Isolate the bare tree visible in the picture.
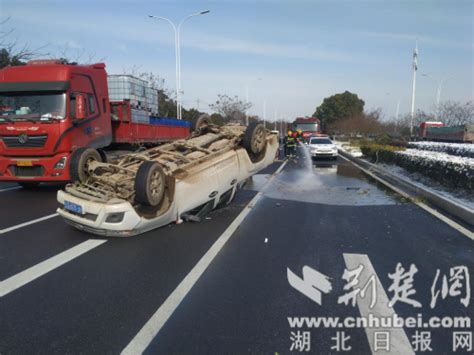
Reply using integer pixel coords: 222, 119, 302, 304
209, 94, 251, 124
437, 101, 474, 126
54, 42, 106, 65
327, 108, 383, 136
0, 17, 48, 68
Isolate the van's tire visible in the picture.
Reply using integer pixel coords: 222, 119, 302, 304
70, 148, 102, 183
190, 114, 210, 133
18, 182, 40, 189
243, 122, 266, 156
97, 149, 107, 163
134, 161, 166, 207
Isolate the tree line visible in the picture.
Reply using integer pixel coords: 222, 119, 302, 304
312, 90, 473, 138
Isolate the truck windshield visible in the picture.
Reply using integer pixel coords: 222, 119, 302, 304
294, 123, 318, 132
0, 92, 66, 121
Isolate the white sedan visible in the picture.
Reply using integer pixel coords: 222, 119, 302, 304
308, 136, 338, 159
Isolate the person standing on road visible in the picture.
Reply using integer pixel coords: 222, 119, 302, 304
285, 131, 296, 157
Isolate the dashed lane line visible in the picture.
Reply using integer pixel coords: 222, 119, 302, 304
0, 213, 59, 235
0, 239, 107, 297
121, 160, 288, 354
0, 186, 22, 193
343, 253, 414, 355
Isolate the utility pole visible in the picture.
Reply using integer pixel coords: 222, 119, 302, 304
410, 43, 418, 136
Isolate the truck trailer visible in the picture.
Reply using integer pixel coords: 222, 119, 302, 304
0, 60, 204, 187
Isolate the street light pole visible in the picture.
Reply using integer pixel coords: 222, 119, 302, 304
422, 74, 452, 120
245, 77, 262, 125
149, 10, 210, 120
395, 99, 401, 120
148, 15, 179, 118
263, 99, 267, 128
410, 43, 418, 136
176, 10, 210, 119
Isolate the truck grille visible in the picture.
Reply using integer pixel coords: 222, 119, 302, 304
1, 134, 48, 148
10, 165, 45, 177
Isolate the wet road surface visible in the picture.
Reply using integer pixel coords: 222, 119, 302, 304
0, 148, 472, 354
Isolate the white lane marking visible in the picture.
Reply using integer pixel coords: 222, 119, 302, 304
343, 253, 414, 355
0, 239, 107, 297
122, 160, 287, 355
340, 155, 473, 240
0, 213, 59, 235
0, 186, 21, 193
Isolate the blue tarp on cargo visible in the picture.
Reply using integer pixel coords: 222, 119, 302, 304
149, 117, 191, 127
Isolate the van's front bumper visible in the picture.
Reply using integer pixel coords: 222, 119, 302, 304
57, 190, 142, 237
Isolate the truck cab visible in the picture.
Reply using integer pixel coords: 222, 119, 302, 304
291, 117, 321, 141
0, 60, 112, 186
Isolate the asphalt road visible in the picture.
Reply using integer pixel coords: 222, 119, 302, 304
0, 148, 472, 354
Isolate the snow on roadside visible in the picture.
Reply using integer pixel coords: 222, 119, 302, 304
334, 141, 363, 157
379, 163, 474, 210
408, 141, 474, 158
396, 148, 474, 168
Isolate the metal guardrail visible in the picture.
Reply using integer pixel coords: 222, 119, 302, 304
339, 149, 474, 229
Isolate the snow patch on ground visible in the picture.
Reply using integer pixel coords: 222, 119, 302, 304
334, 141, 363, 157
379, 163, 474, 210
396, 149, 474, 167
409, 141, 474, 158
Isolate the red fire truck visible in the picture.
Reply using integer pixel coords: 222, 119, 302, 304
0, 60, 203, 187
291, 117, 321, 140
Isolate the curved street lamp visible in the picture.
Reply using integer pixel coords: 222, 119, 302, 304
422, 73, 453, 120
149, 10, 210, 119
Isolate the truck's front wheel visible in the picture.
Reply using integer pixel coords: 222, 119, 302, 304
70, 148, 102, 183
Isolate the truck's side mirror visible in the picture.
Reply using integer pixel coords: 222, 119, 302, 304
76, 95, 86, 120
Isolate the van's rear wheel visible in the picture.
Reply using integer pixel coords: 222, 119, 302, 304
243, 122, 266, 156
70, 148, 102, 183
135, 161, 166, 207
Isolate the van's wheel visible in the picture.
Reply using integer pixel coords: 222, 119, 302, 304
97, 149, 107, 163
70, 148, 102, 183
135, 161, 166, 207
18, 182, 40, 189
243, 122, 266, 156
190, 114, 210, 133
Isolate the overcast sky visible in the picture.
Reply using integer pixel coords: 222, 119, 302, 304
2, 0, 473, 121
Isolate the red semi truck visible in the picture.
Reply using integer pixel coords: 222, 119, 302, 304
0, 60, 201, 187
